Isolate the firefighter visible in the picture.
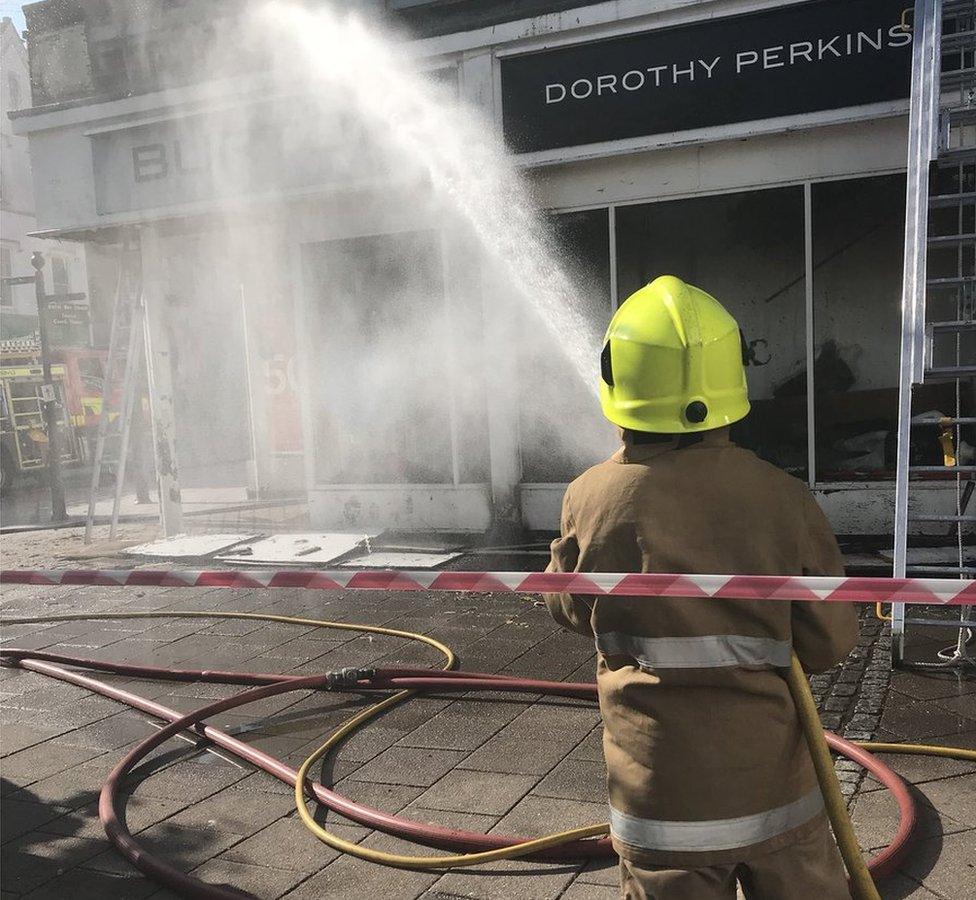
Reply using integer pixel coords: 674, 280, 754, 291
544, 275, 859, 899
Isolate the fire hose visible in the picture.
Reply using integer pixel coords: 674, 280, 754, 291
1, 585, 975, 899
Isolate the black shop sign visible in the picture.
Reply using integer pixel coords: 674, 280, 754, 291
501, 0, 912, 154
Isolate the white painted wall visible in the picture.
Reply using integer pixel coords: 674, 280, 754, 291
533, 117, 909, 210
1, 18, 91, 338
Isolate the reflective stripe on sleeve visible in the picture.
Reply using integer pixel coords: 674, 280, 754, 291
595, 632, 792, 669
609, 789, 823, 852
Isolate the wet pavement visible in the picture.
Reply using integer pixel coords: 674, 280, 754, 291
0, 525, 974, 899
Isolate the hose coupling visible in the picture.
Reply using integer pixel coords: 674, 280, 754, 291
323, 666, 374, 688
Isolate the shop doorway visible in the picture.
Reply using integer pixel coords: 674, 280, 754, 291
302, 229, 454, 486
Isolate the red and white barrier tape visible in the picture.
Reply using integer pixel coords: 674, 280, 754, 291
0, 568, 973, 605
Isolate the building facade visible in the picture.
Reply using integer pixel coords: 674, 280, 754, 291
1, 15, 96, 346
11, 0, 968, 534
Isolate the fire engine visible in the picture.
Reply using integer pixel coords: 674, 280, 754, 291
0, 335, 89, 493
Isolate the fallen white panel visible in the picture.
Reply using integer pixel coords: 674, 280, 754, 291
181, 487, 249, 505
217, 532, 372, 565
877, 547, 975, 565
340, 551, 462, 569
125, 533, 257, 558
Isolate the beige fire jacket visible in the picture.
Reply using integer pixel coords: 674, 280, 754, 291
545, 428, 859, 868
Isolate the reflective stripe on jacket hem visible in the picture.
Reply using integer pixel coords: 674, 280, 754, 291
595, 632, 792, 669
609, 789, 824, 853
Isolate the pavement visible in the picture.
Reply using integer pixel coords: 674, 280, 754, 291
0, 524, 974, 900
1, 474, 302, 532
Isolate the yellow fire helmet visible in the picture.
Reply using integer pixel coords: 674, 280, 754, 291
599, 274, 750, 433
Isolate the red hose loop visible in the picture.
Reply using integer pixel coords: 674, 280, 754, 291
825, 732, 917, 879
5, 652, 918, 899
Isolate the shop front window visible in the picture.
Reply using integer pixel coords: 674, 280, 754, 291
812, 174, 909, 481
51, 256, 70, 295
303, 230, 454, 485
615, 187, 808, 478
520, 207, 615, 482
1, 248, 12, 307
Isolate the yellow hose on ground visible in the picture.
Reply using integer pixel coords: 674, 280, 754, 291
853, 741, 976, 762
3, 610, 974, 880
292, 695, 608, 868
0, 609, 459, 663
787, 654, 881, 900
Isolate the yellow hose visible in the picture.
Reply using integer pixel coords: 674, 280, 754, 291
292, 696, 608, 868
3, 610, 974, 879
787, 654, 881, 900
0, 609, 459, 663
854, 741, 976, 762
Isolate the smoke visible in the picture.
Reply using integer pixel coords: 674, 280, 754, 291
125, 0, 617, 507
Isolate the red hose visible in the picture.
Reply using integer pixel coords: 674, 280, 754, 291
0, 650, 594, 697
823, 732, 917, 879
3, 652, 917, 900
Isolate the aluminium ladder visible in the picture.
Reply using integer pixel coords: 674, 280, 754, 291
83, 241, 146, 543
893, 0, 976, 667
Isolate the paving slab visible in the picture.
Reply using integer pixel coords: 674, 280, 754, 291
411, 769, 538, 816
893, 828, 976, 898
425, 857, 581, 900
165, 782, 296, 836
20, 866, 160, 899
532, 757, 606, 802
93, 815, 244, 873
85, 793, 190, 836
0, 799, 68, 843
575, 857, 619, 886
0, 743, 109, 788
912, 772, 976, 829
219, 817, 366, 872
559, 881, 621, 900
398, 804, 501, 835
394, 701, 520, 752
1, 834, 106, 893
348, 746, 467, 788
279, 832, 440, 899
189, 857, 308, 899
490, 795, 608, 836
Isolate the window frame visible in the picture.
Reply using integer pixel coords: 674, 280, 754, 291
545, 167, 906, 489
50, 255, 71, 295
0, 247, 13, 307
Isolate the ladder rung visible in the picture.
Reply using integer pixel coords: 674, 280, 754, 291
945, 105, 976, 126
940, 8, 973, 25
903, 618, 976, 627
929, 191, 976, 207
908, 514, 976, 522
941, 67, 976, 89
927, 232, 976, 245
927, 275, 976, 286
937, 147, 976, 166
943, 0, 976, 14
905, 566, 976, 575
925, 365, 976, 379
942, 30, 976, 52
925, 319, 976, 334
910, 465, 976, 473
910, 417, 976, 425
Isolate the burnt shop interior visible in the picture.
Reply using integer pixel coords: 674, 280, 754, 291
524, 170, 975, 488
